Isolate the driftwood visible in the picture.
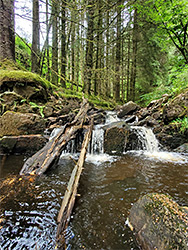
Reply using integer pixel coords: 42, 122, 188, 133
56, 119, 93, 249
20, 98, 90, 176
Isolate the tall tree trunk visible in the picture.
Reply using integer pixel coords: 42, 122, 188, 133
31, 0, 40, 73
83, 0, 94, 95
94, 0, 102, 96
0, 0, 15, 61
71, 19, 75, 89
130, 8, 138, 102
114, 2, 122, 101
52, 0, 59, 84
121, 35, 124, 101
46, 0, 50, 81
80, 0, 85, 89
105, 1, 110, 97
75, 20, 80, 90
126, 29, 131, 101
60, 2, 66, 88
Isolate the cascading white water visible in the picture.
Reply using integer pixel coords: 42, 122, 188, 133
131, 126, 159, 152
90, 125, 104, 154
130, 126, 187, 163
53, 111, 187, 163
105, 111, 120, 125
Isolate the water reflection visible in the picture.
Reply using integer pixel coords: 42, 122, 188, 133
0, 152, 188, 249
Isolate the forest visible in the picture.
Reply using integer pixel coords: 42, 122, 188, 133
1, 1, 188, 249
1, 0, 188, 105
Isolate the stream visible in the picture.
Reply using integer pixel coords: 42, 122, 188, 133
0, 113, 188, 249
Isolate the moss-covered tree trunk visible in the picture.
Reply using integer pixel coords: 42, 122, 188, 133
0, 0, 15, 61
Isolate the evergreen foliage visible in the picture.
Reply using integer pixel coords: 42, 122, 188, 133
1, 0, 188, 107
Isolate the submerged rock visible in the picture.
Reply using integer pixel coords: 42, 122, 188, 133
128, 193, 188, 250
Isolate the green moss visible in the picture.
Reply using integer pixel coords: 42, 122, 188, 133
0, 59, 24, 71
0, 69, 55, 90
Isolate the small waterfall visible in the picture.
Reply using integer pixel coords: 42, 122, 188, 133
89, 125, 104, 154
105, 111, 120, 125
129, 126, 159, 152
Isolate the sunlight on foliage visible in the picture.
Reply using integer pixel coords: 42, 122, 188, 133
171, 117, 188, 134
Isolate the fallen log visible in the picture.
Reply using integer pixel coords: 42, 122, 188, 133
20, 98, 90, 176
56, 119, 93, 249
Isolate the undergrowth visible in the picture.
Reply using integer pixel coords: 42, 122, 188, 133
171, 117, 188, 134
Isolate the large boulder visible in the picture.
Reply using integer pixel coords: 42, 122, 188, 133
117, 101, 140, 118
0, 111, 46, 137
155, 122, 188, 150
103, 122, 130, 154
0, 135, 47, 155
163, 91, 188, 124
128, 193, 188, 250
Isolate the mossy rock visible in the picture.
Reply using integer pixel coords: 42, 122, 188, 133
163, 91, 188, 124
128, 193, 188, 250
104, 122, 130, 155
0, 111, 46, 137
0, 91, 23, 114
0, 70, 53, 91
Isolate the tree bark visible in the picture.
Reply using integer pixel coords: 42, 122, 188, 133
94, 0, 102, 96
52, 0, 59, 84
83, 0, 94, 95
60, 1, 66, 88
0, 0, 15, 61
130, 8, 138, 102
45, 0, 50, 81
56, 119, 93, 248
126, 26, 131, 101
31, 0, 40, 73
114, 1, 122, 101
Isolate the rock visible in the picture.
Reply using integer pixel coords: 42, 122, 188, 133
16, 103, 33, 113
137, 116, 158, 127
43, 104, 54, 117
156, 122, 188, 149
163, 91, 188, 124
124, 115, 137, 124
102, 121, 128, 131
128, 193, 188, 250
104, 123, 130, 155
0, 111, 46, 137
156, 133, 186, 150
117, 101, 140, 118
0, 135, 47, 155
0, 91, 23, 114
174, 143, 188, 153
13, 84, 48, 103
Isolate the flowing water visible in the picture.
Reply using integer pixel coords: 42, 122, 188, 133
0, 115, 188, 249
